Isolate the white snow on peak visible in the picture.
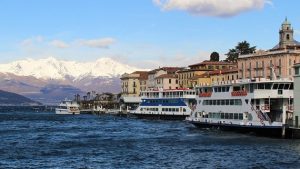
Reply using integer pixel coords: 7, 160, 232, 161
0, 57, 141, 79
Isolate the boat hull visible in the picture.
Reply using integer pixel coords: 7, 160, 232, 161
130, 113, 189, 120
189, 121, 288, 138
55, 109, 80, 115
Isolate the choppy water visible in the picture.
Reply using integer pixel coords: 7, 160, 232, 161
1, 111, 300, 169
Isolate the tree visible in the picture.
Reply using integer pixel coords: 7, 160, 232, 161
236, 41, 256, 55
210, 51, 220, 61
225, 48, 239, 63
226, 41, 256, 63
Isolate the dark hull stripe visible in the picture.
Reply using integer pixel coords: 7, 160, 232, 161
189, 121, 295, 138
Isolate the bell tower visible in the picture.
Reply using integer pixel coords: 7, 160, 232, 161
279, 17, 294, 49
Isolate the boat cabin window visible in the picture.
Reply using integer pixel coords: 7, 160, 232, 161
203, 99, 242, 106
265, 83, 272, 89
273, 84, 279, 89
250, 84, 254, 93
206, 112, 244, 120
284, 84, 290, 90
258, 83, 264, 89
290, 83, 294, 90
233, 86, 241, 91
213, 86, 230, 93
278, 84, 284, 90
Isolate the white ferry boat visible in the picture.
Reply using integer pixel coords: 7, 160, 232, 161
55, 100, 80, 115
130, 88, 196, 120
186, 78, 294, 137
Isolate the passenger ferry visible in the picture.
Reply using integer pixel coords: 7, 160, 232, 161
186, 78, 294, 137
130, 88, 196, 120
55, 100, 80, 115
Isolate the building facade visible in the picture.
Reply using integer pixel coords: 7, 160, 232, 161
238, 18, 300, 80
178, 61, 236, 88
155, 74, 179, 89
147, 67, 183, 89
121, 71, 148, 97
210, 68, 238, 85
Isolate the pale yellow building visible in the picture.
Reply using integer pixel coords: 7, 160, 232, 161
147, 67, 183, 89
210, 68, 238, 84
238, 18, 300, 80
121, 71, 148, 97
178, 61, 236, 88
155, 74, 179, 89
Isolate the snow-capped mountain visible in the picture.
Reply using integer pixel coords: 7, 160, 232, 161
0, 57, 139, 79
0, 57, 143, 104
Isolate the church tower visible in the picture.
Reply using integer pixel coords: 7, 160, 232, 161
279, 17, 294, 49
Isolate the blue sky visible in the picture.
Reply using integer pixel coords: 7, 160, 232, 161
0, 0, 299, 68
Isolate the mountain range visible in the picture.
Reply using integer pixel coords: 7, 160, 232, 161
0, 57, 142, 104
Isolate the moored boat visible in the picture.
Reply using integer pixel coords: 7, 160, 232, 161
55, 100, 80, 115
130, 88, 196, 120
186, 78, 294, 138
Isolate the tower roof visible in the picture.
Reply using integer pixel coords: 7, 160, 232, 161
282, 17, 291, 25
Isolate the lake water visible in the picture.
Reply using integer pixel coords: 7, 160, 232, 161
1, 111, 300, 169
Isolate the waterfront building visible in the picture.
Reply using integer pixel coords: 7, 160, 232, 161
120, 71, 148, 111
147, 67, 183, 90
121, 71, 148, 97
238, 18, 300, 80
178, 61, 236, 88
155, 74, 179, 89
189, 73, 211, 87
210, 68, 238, 85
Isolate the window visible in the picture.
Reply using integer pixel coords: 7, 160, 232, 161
169, 79, 171, 84
273, 84, 279, 89
287, 34, 290, 40
295, 67, 300, 75
234, 113, 239, 119
239, 113, 243, 120
225, 113, 229, 119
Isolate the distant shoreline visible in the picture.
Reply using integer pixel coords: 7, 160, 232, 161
0, 105, 56, 112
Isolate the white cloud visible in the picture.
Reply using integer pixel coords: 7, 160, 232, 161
20, 36, 44, 47
79, 38, 116, 48
49, 40, 69, 48
154, 0, 271, 17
